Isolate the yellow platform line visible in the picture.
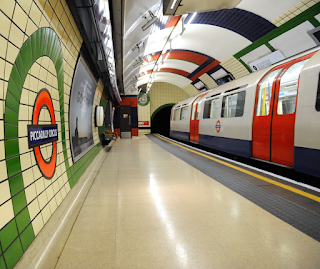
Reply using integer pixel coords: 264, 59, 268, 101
154, 134, 320, 203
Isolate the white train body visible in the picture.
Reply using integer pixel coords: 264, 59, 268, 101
170, 47, 320, 177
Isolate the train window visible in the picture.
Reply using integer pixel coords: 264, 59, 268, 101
203, 99, 220, 119
191, 96, 202, 120
196, 101, 202, 119
173, 108, 180, 121
191, 101, 197, 120
210, 99, 220, 118
316, 73, 320, 111
277, 59, 309, 115
180, 106, 189, 120
221, 91, 246, 118
256, 70, 281, 116
203, 100, 211, 119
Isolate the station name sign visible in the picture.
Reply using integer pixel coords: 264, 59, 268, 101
28, 124, 58, 148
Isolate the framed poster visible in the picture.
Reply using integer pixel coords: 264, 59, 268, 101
69, 57, 97, 162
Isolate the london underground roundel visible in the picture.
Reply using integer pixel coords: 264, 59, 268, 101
28, 89, 58, 179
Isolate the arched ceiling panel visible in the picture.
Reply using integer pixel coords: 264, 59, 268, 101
140, 68, 191, 78
236, 0, 302, 21
158, 59, 199, 73
138, 73, 192, 89
138, 60, 197, 77
185, 8, 277, 42
120, 0, 318, 96
170, 25, 251, 62
143, 27, 173, 55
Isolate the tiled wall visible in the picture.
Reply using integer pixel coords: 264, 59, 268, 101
220, 56, 251, 79
0, 1, 105, 268
138, 103, 151, 128
199, 73, 218, 89
272, 0, 320, 26
182, 84, 199, 96
148, 82, 189, 117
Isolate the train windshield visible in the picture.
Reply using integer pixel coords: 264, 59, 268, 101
277, 59, 309, 115
256, 70, 281, 116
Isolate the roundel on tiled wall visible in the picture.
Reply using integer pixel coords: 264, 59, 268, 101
3, 27, 70, 255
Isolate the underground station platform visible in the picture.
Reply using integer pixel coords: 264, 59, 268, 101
16, 133, 320, 269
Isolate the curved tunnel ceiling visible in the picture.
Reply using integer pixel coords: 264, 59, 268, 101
122, 0, 320, 95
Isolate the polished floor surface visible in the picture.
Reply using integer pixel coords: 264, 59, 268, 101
55, 135, 320, 269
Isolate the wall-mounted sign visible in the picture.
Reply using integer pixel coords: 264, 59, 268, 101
28, 125, 58, 148
28, 89, 58, 179
249, 50, 285, 72
138, 121, 149, 126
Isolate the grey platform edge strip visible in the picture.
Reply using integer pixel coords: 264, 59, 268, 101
148, 135, 320, 242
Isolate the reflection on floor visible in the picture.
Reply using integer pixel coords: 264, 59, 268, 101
28, 135, 320, 268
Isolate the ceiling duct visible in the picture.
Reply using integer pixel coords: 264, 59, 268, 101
67, 0, 122, 105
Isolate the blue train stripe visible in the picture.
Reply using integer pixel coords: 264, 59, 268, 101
199, 134, 252, 158
170, 130, 190, 142
294, 147, 320, 178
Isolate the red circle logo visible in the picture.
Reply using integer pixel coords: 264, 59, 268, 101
32, 89, 57, 179
215, 120, 221, 133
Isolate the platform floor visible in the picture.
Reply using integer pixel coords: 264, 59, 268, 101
33, 135, 320, 268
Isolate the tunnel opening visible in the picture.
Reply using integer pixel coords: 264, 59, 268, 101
151, 105, 174, 137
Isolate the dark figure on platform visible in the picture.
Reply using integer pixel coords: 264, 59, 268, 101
74, 117, 79, 147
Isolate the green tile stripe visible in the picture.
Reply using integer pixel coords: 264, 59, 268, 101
151, 103, 176, 121
309, 17, 320, 27
2, 27, 68, 268
234, 3, 320, 59
265, 42, 276, 52
238, 59, 252, 74
67, 143, 102, 189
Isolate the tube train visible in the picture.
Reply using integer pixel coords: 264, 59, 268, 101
170, 47, 320, 178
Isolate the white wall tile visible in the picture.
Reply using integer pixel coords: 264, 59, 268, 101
0, 200, 14, 229
32, 213, 44, 236
0, 180, 11, 205
41, 204, 51, 224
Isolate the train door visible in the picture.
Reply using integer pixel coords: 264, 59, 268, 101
252, 67, 283, 161
271, 58, 311, 166
253, 53, 315, 166
190, 93, 207, 143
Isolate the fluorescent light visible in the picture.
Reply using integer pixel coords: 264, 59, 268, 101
187, 12, 197, 25
171, 0, 178, 9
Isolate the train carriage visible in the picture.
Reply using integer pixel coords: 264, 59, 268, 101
170, 47, 320, 178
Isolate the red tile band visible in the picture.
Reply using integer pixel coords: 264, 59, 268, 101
165, 15, 181, 28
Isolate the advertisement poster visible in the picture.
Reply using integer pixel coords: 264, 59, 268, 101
69, 57, 97, 162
